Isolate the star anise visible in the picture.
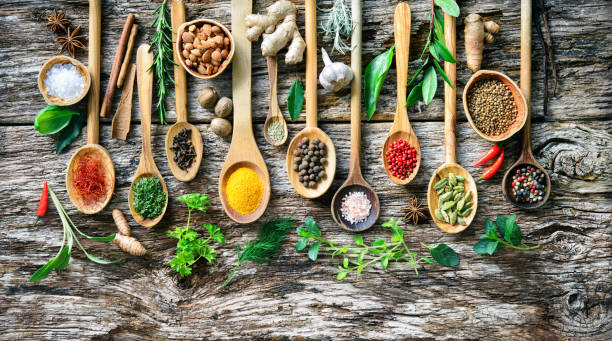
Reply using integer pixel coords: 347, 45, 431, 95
55, 25, 86, 57
403, 195, 428, 225
46, 10, 71, 33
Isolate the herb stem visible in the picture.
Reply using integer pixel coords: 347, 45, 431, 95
221, 263, 240, 289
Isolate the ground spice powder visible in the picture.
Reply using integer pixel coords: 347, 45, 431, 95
226, 167, 263, 215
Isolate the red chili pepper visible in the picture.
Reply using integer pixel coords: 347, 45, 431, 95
474, 144, 501, 166
479, 148, 504, 180
34, 181, 48, 225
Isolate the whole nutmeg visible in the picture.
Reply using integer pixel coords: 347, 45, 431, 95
214, 97, 233, 118
210, 118, 232, 137
198, 87, 218, 108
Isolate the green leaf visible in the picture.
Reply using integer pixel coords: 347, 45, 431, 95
434, 39, 457, 63
56, 112, 83, 154
433, 13, 445, 42
496, 215, 508, 237
434, 8, 445, 28
430, 243, 460, 267
504, 219, 522, 246
357, 252, 365, 263
83, 252, 123, 265
372, 239, 387, 248
364, 45, 395, 120
353, 234, 364, 246
308, 242, 321, 261
484, 219, 497, 239
336, 271, 347, 280
85, 233, 117, 242
287, 78, 304, 122
434, 0, 460, 17
421, 257, 435, 264
429, 44, 440, 61
473, 240, 491, 254
433, 58, 454, 89
343, 257, 349, 268
205, 224, 226, 245
34, 106, 79, 135
296, 237, 308, 251
53, 245, 72, 270
29, 258, 57, 282
177, 193, 211, 213
407, 58, 427, 88
422, 66, 437, 105
305, 217, 321, 237
406, 82, 423, 107
485, 240, 500, 255
380, 254, 390, 269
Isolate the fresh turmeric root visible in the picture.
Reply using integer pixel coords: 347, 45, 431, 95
464, 14, 500, 72
112, 209, 146, 256
245, 0, 306, 65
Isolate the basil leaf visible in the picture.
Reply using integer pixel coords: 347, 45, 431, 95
308, 241, 320, 261
287, 78, 304, 122
434, 0, 460, 17
421, 66, 437, 105
364, 45, 395, 120
434, 39, 458, 63
56, 112, 83, 154
433, 58, 455, 89
29, 257, 57, 282
406, 82, 423, 107
430, 243, 460, 267
34, 106, 79, 135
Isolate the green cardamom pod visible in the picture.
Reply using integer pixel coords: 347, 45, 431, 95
441, 209, 450, 223
449, 211, 457, 225
434, 209, 444, 221
459, 207, 472, 217
464, 202, 473, 209
437, 188, 445, 195
438, 197, 445, 209
453, 185, 464, 192
464, 190, 472, 202
441, 200, 455, 211
457, 198, 465, 211
453, 192, 463, 201
458, 217, 467, 226
449, 173, 457, 186
440, 192, 454, 202
456, 175, 465, 182
433, 178, 448, 190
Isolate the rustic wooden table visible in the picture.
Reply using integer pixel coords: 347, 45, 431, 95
1, 0, 610, 339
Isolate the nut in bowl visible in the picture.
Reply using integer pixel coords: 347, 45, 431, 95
176, 19, 234, 79
38, 56, 91, 106
463, 70, 527, 142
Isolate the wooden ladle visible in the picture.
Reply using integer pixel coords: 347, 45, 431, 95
381, 2, 421, 185
263, 56, 288, 146
331, 0, 379, 232
218, 0, 271, 224
502, 0, 551, 209
165, 0, 203, 182
66, 0, 115, 215
427, 13, 478, 234
128, 45, 169, 228
286, 0, 337, 199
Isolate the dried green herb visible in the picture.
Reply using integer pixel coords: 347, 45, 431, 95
132, 176, 166, 219
287, 78, 304, 122
364, 45, 395, 120
321, 0, 352, 55
473, 215, 540, 255
222, 218, 296, 289
149, 0, 175, 124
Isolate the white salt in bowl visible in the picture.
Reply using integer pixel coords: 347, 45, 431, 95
38, 56, 91, 106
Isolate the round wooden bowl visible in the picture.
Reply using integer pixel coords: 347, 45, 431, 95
176, 19, 234, 80
38, 56, 91, 106
463, 70, 528, 142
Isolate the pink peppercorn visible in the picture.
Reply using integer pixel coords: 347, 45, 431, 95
385, 139, 417, 180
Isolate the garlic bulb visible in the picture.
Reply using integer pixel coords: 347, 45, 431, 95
318, 48, 353, 92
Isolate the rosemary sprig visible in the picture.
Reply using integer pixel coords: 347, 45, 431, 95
221, 218, 296, 289
321, 0, 352, 55
149, 0, 175, 125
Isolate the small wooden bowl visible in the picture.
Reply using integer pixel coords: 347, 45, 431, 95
38, 56, 91, 106
176, 19, 234, 80
463, 70, 528, 142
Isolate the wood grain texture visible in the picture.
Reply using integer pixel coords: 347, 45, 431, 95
0, 0, 611, 339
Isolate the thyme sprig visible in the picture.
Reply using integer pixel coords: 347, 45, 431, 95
149, 0, 175, 124
320, 0, 352, 55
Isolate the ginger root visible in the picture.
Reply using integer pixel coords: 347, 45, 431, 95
246, 0, 306, 65
464, 14, 500, 72
112, 209, 146, 256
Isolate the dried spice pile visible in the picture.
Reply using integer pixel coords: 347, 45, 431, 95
467, 79, 518, 136
292, 137, 328, 188
170, 128, 196, 170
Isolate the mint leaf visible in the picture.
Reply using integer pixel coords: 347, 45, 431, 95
504, 220, 522, 246
296, 237, 308, 251
430, 243, 460, 267
308, 242, 321, 261
473, 240, 492, 254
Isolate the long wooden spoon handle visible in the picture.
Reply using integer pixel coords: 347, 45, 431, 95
266, 56, 280, 115
231, 0, 253, 136
443, 13, 457, 164
520, 0, 532, 150
350, 0, 362, 171
394, 3, 410, 110
87, 0, 101, 145
171, 0, 187, 123
137, 45, 154, 157
305, 0, 317, 128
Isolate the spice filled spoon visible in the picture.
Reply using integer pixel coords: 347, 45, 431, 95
165, 0, 204, 182
218, 0, 271, 224
286, 0, 337, 199
65, 0, 115, 215
427, 12, 478, 234
331, 0, 379, 232
502, 0, 551, 209
381, 2, 421, 186
128, 45, 169, 228
263, 56, 289, 146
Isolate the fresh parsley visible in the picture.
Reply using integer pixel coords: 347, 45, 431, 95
473, 215, 540, 255
296, 217, 459, 280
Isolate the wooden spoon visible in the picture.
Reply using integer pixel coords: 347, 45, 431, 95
128, 45, 169, 228
427, 13, 478, 234
218, 0, 271, 224
165, 0, 203, 182
381, 2, 421, 185
502, 0, 551, 209
286, 0, 337, 199
65, 0, 115, 215
331, 0, 379, 232
263, 56, 288, 146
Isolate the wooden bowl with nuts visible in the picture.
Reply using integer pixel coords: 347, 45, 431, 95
463, 70, 528, 142
176, 19, 234, 79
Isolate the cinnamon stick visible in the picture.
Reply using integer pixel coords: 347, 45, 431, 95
117, 24, 138, 88
100, 13, 135, 117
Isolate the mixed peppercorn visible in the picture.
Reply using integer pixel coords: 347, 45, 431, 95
510, 165, 546, 204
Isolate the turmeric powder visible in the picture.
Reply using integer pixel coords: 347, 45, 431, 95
226, 167, 263, 215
